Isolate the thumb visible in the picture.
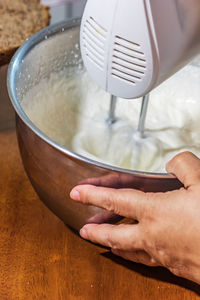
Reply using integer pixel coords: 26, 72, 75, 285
166, 152, 200, 189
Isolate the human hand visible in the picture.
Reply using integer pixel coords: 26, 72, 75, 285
70, 152, 200, 284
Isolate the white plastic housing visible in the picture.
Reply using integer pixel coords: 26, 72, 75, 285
80, 0, 200, 99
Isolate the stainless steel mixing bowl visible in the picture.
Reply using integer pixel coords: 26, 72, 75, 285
8, 19, 182, 231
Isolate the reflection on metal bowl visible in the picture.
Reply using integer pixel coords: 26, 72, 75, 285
7, 19, 182, 231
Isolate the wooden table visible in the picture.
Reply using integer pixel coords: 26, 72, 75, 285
1, 126, 200, 299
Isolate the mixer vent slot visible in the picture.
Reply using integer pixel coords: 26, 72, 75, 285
112, 36, 146, 85
82, 17, 107, 70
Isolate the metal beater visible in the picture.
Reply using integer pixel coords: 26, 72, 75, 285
108, 94, 149, 137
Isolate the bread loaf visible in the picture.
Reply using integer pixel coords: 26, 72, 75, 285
0, 0, 50, 66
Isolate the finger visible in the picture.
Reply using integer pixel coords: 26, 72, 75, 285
166, 152, 200, 188
111, 249, 159, 267
70, 185, 150, 220
80, 223, 144, 251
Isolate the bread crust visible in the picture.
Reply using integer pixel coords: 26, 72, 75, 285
0, 0, 50, 66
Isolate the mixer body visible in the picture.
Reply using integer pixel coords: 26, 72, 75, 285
80, 0, 200, 99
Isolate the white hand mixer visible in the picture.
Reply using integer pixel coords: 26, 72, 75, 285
80, 0, 200, 137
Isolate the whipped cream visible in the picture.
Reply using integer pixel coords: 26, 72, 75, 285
21, 60, 200, 173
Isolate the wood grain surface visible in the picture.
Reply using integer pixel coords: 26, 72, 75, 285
0, 129, 200, 300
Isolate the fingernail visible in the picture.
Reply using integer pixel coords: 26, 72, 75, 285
70, 189, 80, 201
80, 227, 88, 239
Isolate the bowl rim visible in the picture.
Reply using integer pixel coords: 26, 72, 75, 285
7, 18, 175, 180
